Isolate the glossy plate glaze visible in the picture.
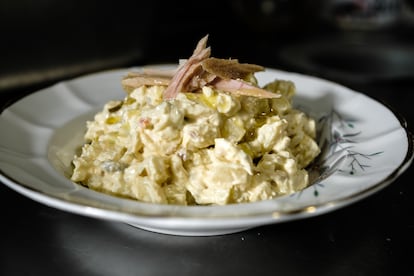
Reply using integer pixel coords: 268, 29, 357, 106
0, 67, 412, 236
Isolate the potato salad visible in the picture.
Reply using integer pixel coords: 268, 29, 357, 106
71, 36, 320, 205
71, 80, 320, 205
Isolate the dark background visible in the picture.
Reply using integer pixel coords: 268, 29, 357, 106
1, 1, 414, 275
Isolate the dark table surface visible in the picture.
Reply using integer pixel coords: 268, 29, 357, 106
1, 3, 414, 275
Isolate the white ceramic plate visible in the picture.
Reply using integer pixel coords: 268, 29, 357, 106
0, 67, 412, 236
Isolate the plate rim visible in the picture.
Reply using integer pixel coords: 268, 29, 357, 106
0, 66, 413, 233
